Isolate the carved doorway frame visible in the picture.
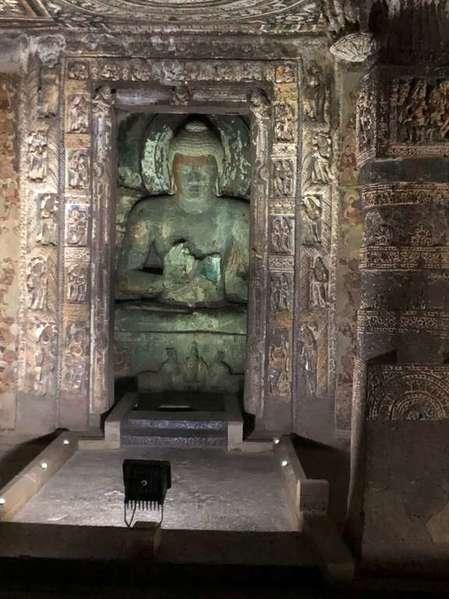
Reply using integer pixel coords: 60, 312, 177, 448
59, 57, 300, 433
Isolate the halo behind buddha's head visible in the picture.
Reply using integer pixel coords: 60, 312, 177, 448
168, 120, 224, 193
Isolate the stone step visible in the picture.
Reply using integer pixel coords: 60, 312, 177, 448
123, 413, 227, 432
121, 430, 227, 449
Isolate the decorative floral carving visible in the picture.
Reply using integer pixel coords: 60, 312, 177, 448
367, 365, 449, 421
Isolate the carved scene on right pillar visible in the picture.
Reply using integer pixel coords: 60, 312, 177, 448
114, 113, 251, 411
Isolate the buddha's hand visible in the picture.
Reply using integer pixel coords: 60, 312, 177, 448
164, 242, 196, 284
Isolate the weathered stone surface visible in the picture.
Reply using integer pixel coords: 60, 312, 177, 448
0, 75, 19, 430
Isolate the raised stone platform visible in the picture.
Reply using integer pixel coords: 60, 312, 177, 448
109, 392, 243, 451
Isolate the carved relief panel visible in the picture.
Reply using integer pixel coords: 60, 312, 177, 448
57, 57, 301, 431
296, 54, 334, 412
19, 49, 62, 401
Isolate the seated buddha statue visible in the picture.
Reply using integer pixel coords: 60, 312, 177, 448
117, 120, 249, 308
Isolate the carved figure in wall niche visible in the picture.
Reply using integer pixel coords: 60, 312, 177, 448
304, 62, 328, 124
396, 79, 449, 144
67, 265, 88, 303
37, 194, 58, 246
311, 257, 328, 308
302, 195, 322, 245
172, 85, 191, 106
249, 89, 271, 120
364, 210, 393, 246
183, 341, 209, 386
66, 205, 89, 246
66, 322, 88, 358
160, 347, 181, 390
299, 323, 318, 397
27, 131, 48, 182
67, 62, 89, 80
271, 216, 293, 254
34, 322, 57, 392
68, 150, 90, 190
67, 95, 89, 133
268, 335, 291, 396
272, 159, 295, 197
117, 120, 249, 308
27, 257, 47, 311
410, 224, 433, 246
303, 135, 333, 188
209, 350, 240, 394
275, 102, 296, 143
270, 273, 292, 312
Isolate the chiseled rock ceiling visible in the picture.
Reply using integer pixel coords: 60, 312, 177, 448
0, 0, 325, 32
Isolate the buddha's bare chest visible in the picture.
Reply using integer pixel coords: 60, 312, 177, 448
150, 212, 229, 258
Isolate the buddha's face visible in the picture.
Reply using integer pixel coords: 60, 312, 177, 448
173, 155, 218, 199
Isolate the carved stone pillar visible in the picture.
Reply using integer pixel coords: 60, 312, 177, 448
347, 3, 449, 575
16, 36, 63, 433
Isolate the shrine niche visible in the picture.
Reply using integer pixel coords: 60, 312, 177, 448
114, 115, 251, 400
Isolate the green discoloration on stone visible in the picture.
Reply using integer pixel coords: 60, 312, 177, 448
115, 117, 250, 395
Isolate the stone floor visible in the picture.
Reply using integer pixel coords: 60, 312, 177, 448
12, 447, 294, 531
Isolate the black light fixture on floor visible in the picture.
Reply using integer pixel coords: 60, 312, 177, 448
122, 459, 171, 528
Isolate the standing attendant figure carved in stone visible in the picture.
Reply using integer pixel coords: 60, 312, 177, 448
68, 95, 89, 133
271, 216, 292, 253
28, 131, 48, 181
68, 151, 90, 190
27, 257, 47, 311
304, 61, 328, 124
311, 256, 329, 308
302, 194, 322, 245
299, 324, 318, 397
304, 136, 333, 187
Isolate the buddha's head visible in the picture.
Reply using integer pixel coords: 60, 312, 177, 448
169, 120, 224, 199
